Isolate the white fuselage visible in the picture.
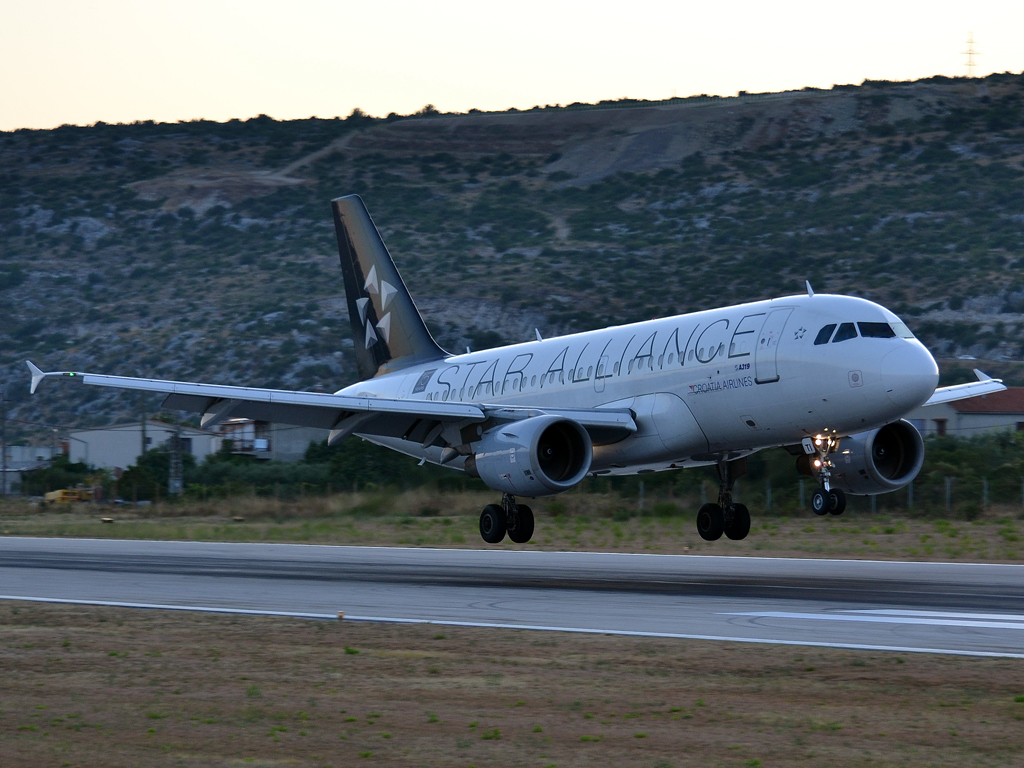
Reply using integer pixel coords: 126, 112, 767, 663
338, 293, 939, 475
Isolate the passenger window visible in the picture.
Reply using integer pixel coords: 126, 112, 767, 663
832, 323, 858, 343
859, 322, 896, 338
814, 324, 836, 345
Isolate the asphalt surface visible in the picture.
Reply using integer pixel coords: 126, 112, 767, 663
1, 538, 1023, 658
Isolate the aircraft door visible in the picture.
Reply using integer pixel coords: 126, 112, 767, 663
754, 308, 793, 384
595, 355, 609, 393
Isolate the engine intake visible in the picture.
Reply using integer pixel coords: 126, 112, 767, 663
830, 419, 924, 495
465, 415, 592, 496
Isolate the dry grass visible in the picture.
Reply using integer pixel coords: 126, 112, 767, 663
1, 492, 1023, 562
1, 601, 1022, 767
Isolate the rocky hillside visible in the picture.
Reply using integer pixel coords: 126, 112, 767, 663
2, 73, 1024, 440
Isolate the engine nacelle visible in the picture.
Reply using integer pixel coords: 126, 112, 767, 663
464, 415, 592, 496
830, 419, 924, 495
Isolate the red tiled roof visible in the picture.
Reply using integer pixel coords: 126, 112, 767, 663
950, 387, 1024, 414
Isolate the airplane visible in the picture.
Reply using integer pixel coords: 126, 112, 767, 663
28, 195, 1005, 544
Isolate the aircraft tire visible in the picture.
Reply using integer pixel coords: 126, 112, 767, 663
696, 503, 724, 541
828, 489, 847, 515
811, 488, 829, 516
479, 504, 507, 544
725, 503, 751, 540
508, 503, 535, 544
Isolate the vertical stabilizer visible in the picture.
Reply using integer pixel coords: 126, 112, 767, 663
332, 195, 447, 379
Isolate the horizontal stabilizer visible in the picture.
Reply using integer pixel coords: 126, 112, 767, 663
922, 369, 1006, 406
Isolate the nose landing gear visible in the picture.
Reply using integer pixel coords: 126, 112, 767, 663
479, 493, 535, 544
805, 434, 846, 516
697, 458, 751, 542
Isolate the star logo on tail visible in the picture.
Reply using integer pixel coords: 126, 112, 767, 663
359, 266, 397, 348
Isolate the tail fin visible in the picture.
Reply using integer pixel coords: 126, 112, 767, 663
332, 195, 447, 380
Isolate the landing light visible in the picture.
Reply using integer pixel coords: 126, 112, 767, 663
813, 459, 822, 468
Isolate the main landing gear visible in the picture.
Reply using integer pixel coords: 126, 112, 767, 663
479, 493, 535, 544
696, 458, 751, 542
805, 434, 847, 517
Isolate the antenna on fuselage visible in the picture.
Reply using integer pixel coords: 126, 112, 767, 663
805, 280, 815, 297
535, 328, 543, 341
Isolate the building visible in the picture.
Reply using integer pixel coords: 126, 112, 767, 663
906, 387, 1024, 438
216, 419, 329, 463
1, 445, 60, 495
68, 420, 221, 471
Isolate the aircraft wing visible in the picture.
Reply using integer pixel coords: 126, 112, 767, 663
26, 362, 636, 447
922, 368, 1007, 406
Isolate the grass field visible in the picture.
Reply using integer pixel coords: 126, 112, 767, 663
1, 602, 1023, 767
1, 491, 1022, 562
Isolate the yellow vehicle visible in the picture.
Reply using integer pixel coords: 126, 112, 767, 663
43, 488, 94, 504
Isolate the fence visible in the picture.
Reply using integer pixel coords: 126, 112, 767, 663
692, 475, 1024, 518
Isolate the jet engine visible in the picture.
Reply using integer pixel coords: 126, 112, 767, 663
464, 415, 592, 496
829, 419, 925, 495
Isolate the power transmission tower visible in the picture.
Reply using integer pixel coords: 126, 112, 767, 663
963, 32, 979, 78
168, 424, 182, 497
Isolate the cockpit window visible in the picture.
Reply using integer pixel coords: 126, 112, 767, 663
858, 322, 896, 338
890, 322, 915, 339
813, 324, 837, 345
832, 322, 858, 343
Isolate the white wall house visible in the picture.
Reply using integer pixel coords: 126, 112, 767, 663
68, 421, 221, 470
1, 445, 60, 494
216, 419, 328, 463
905, 388, 1024, 439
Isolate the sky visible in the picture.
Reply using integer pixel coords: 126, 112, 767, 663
1, 0, 1023, 131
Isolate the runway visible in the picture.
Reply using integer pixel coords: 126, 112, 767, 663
1, 537, 1023, 658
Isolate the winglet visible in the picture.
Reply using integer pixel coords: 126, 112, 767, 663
26, 361, 45, 394
974, 368, 993, 381
805, 280, 814, 297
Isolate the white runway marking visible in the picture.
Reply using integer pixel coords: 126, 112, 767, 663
339, 614, 1024, 658
849, 609, 1024, 622
725, 610, 1024, 630
3, 594, 1024, 658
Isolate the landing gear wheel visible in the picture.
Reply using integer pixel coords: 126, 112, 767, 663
508, 503, 535, 544
811, 488, 829, 516
696, 503, 725, 541
725, 503, 751, 541
828, 488, 847, 516
479, 504, 506, 543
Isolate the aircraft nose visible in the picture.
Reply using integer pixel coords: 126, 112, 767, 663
880, 343, 939, 412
